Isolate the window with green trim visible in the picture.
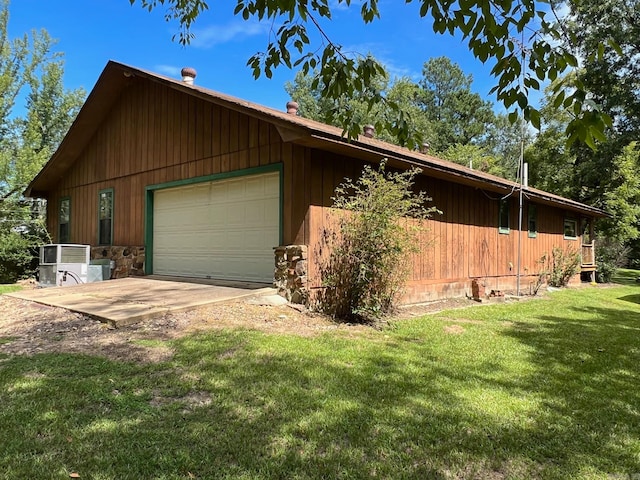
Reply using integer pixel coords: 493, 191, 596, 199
98, 188, 114, 245
564, 218, 578, 239
528, 204, 537, 238
59, 197, 70, 243
499, 199, 510, 234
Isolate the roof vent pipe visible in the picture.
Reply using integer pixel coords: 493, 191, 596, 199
363, 124, 375, 138
286, 101, 299, 115
420, 142, 430, 154
523, 162, 529, 188
181, 67, 197, 85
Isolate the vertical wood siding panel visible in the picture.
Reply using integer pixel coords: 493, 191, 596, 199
195, 97, 205, 161
229, 150, 240, 172
179, 94, 188, 164
269, 138, 281, 167
321, 151, 334, 207
228, 110, 239, 154
219, 106, 230, 156
292, 144, 306, 245
310, 151, 324, 206
249, 147, 260, 168
148, 84, 158, 173
259, 144, 271, 166
169, 90, 180, 167
237, 113, 249, 155
211, 104, 221, 159
186, 96, 195, 161
136, 85, 146, 175
158, 85, 168, 170
126, 177, 135, 245
259, 120, 270, 146
202, 102, 212, 159
248, 116, 259, 149
432, 181, 442, 280
282, 143, 293, 244
462, 187, 474, 277
439, 183, 448, 280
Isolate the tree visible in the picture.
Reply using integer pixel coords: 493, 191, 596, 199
598, 143, 640, 244
439, 143, 507, 177
287, 55, 525, 178
418, 57, 495, 151
0, 1, 85, 282
482, 113, 530, 181
525, 89, 577, 198
566, 0, 639, 149
129, 0, 615, 148
284, 56, 403, 142
285, 61, 428, 146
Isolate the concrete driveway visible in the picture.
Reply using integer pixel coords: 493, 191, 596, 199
7, 276, 277, 327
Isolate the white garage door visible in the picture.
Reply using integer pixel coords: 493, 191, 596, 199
153, 171, 280, 282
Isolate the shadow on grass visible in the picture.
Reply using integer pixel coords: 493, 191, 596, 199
501, 303, 640, 478
612, 268, 640, 286
1, 300, 639, 478
618, 294, 640, 304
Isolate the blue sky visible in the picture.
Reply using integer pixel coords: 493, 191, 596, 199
10, 0, 509, 113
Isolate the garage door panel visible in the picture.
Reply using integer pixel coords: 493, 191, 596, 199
153, 172, 279, 282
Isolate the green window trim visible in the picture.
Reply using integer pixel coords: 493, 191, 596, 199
528, 204, 537, 238
564, 218, 578, 240
98, 188, 114, 246
59, 196, 71, 243
498, 198, 510, 234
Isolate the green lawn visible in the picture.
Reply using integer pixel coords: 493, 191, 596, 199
0, 284, 21, 294
1, 281, 640, 479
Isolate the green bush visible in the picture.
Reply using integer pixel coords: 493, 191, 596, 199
548, 246, 581, 287
534, 246, 581, 292
316, 161, 439, 322
595, 237, 629, 283
0, 231, 39, 284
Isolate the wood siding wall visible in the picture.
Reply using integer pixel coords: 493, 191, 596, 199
47, 80, 309, 247
303, 151, 585, 289
45, 76, 588, 294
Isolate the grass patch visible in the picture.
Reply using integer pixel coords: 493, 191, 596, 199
1, 284, 640, 478
0, 284, 21, 294
612, 268, 639, 286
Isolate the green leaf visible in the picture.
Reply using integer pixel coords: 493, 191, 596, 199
529, 108, 541, 130
553, 91, 565, 109
607, 38, 623, 56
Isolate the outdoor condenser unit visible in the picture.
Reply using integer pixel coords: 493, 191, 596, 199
38, 244, 91, 287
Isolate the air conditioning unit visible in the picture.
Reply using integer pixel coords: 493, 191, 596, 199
39, 244, 91, 287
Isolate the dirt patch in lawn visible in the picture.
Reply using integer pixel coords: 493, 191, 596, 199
0, 295, 368, 363
0, 290, 499, 363
443, 324, 466, 335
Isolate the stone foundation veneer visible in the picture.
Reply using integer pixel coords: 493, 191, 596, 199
90, 246, 145, 279
274, 245, 308, 304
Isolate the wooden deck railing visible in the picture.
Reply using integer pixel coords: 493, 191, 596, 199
581, 241, 596, 269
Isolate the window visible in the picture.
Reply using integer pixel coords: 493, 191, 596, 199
499, 199, 510, 234
564, 218, 578, 239
59, 197, 70, 243
528, 204, 537, 238
98, 188, 114, 245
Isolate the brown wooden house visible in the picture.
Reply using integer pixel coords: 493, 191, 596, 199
25, 61, 606, 303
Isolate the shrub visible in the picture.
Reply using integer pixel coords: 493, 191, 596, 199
548, 246, 581, 287
316, 161, 438, 322
595, 237, 629, 283
534, 246, 581, 293
0, 200, 50, 284
0, 231, 39, 284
